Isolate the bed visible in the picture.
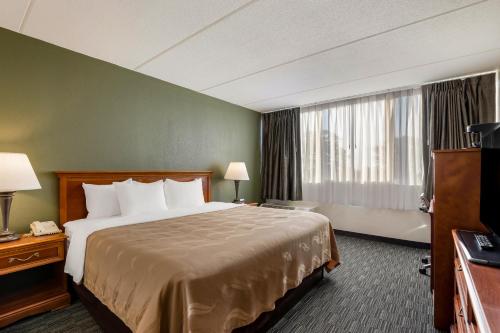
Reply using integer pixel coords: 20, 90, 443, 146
57, 171, 340, 333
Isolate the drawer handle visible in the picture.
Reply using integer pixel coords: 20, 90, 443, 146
459, 307, 464, 317
457, 265, 463, 272
8, 252, 40, 263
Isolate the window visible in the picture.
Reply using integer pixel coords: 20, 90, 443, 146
301, 88, 423, 210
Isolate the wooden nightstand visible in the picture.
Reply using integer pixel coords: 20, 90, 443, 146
0, 233, 70, 327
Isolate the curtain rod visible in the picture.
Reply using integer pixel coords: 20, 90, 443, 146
263, 70, 498, 113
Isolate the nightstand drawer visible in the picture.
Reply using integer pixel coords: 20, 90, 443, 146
0, 242, 64, 275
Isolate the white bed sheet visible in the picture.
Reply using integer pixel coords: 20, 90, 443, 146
64, 202, 240, 283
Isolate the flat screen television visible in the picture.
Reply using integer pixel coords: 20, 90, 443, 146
480, 148, 500, 237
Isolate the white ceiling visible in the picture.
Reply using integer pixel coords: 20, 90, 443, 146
1, 0, 499, 112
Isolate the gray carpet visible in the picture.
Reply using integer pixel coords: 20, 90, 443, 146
1, 235, 439, 333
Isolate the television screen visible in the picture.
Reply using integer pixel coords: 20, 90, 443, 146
480, 148, 500, 236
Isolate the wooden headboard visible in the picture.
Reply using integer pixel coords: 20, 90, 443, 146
56, 171, 213, 225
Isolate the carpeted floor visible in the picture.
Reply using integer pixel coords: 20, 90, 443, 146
1, 234, 439, 333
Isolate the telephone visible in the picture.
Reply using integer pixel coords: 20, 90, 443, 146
30, 221, 62, 236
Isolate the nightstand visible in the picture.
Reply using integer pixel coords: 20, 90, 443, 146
0, 233, 70, 327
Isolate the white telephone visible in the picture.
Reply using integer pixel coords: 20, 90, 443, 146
30, 221, 62, 236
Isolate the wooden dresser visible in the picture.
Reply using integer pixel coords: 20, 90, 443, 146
433, 149, 488, 330
0, 233, 70, 327
452, 230, 500, 333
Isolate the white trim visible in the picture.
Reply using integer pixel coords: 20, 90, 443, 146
18, 0, 34, 33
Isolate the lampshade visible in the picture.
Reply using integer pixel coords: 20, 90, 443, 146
224, 162, 249, 181
0, 153, 41, 192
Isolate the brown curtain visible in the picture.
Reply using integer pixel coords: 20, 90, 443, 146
261, 108, 302, 201
422, 73, 496, 200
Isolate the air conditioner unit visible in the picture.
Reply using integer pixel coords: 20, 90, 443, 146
260, 199, 318, 212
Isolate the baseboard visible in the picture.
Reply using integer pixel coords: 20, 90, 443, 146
335, 229, 430, 249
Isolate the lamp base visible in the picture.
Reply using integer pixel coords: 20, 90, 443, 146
233, 198, 246, 204
0, 192, 18, 243
0, 232, 20, 243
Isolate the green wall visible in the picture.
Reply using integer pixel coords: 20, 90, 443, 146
0, 28, 261, 233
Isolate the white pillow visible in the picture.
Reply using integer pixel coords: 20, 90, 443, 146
164, 178, 205, 209
82, 179, 132, 219
115, 180, 168, 215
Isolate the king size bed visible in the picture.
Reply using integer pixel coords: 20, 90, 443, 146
57, 171, 340, 333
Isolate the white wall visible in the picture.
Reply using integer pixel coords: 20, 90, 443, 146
316, 203, 431, 243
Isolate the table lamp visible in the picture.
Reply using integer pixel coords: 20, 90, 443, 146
0, 153, 41, 242
224, 162, 249, 203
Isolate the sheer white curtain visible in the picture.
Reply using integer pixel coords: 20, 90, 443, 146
301, 88, 423, 210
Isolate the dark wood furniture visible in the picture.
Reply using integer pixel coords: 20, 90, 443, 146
57, 171, 326, 333
428, 204, 434, 289
452, 230, 500, 333
0, 233, 70, 327
432, 149, 488, 330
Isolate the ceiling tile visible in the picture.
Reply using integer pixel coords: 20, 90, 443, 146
0, 0, 30, 32
139, 0, 479, 90
202, 0, 500, 109
1, 0, 497, 113
19, 0, 252, 69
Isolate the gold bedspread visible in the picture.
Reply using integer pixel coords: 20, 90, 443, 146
83, 206, 340, 333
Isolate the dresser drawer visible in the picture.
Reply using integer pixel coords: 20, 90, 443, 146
454, 258, 472, 323
0, 242, 64, 275
454, 295, 467, 333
